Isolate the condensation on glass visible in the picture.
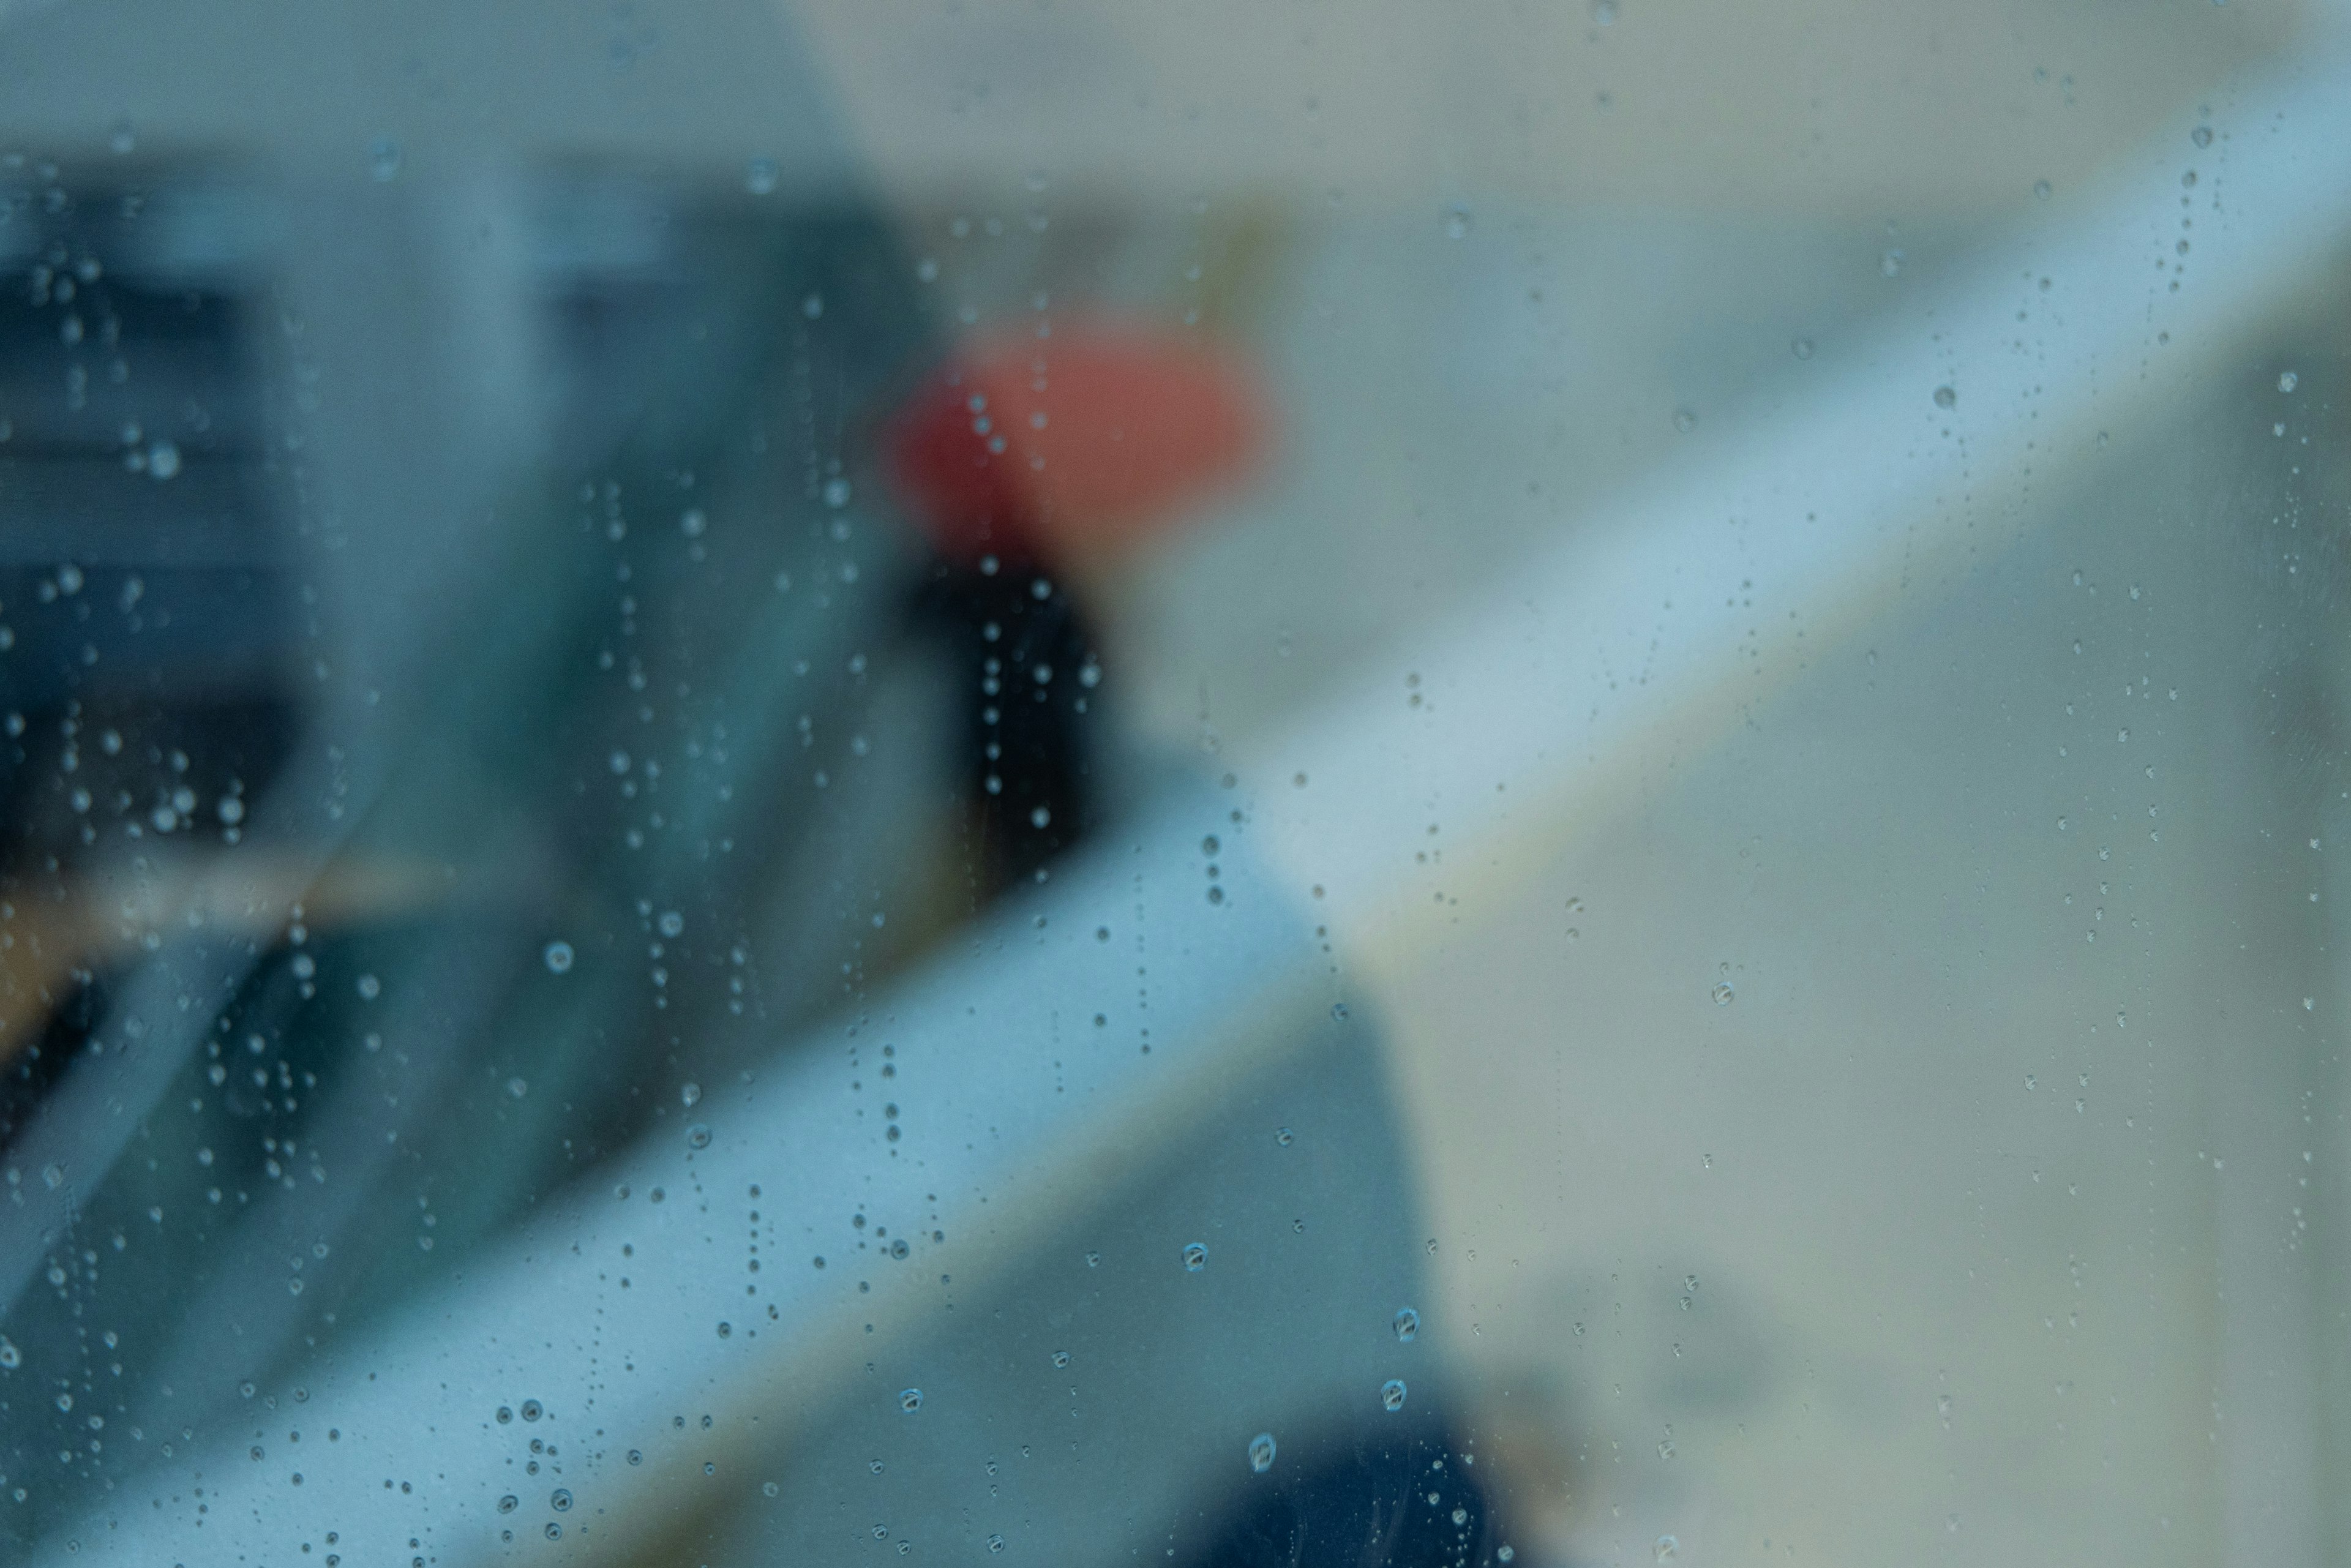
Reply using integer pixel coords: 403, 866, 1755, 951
1, 2, 2347, 1566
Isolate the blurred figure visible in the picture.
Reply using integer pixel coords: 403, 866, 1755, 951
887, 319, 1269, 890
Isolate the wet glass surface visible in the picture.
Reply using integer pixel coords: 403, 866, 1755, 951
2, 3, 2349, 1564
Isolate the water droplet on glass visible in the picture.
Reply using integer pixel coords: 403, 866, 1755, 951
2033, 179, 2052, 200
681, 1081, 702, 1108
520, 1398, 542, 1422
550, 1489, 571, 1512
899, 1388, 923, 1412
498, 1494, 517, 1513
1933, 386, 1956, 409
686, 1123, 711, 1150
1248, 1433, 1277, 1472
2191, 125, 2213, 148
987, 1534, 1007, 1553
1182, 1242, 1207, 1272
1880, 247, 1905, 277
1051, 1350, 1070, 1368
2279, 370, 2299, 393
1393, 1307, 1420, 1342
544, 942, 574, 974
1655, 1535, 1679, 1562
1381, 1379, 1408, 1412
659, 910, 684, 938
147, 441, 181, 480
1711, 981, 1735, 1006
1444, 207, 1473, 239
1791, 337, 1814, 361
1275, 1127, 1294, 1147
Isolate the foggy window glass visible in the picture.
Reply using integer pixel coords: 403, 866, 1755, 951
2, 3, 2347, 1566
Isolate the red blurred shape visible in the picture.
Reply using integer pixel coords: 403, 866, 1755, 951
883, 320, 1271, 567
